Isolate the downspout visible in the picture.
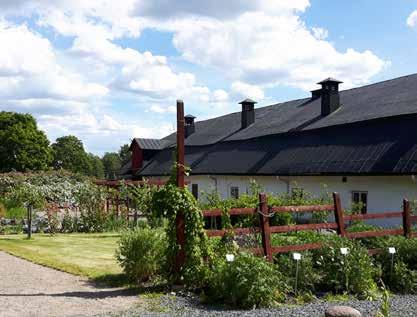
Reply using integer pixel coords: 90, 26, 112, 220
209, 175, 218, 192
277, 176, 291, 194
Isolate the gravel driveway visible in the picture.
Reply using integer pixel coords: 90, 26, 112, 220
0, 251, 138, 317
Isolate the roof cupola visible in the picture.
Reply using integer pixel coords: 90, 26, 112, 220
318, 77, 343, 116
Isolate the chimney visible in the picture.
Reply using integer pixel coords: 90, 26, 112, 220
239, 98, 257, 129
317, 78, 343, 116
184, 114, 196, 138
311, 88, 322, 100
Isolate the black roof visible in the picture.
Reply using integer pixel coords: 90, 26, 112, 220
139, 114, 417, 176
134, 73, 417, 177
132, 138, 167, 150
161, 74, 417, 146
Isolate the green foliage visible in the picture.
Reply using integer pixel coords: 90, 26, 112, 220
206, 253, 287, 308
116, 226, 167, 283
376, 284, 391, 317
275, 252, 321, 294
373, 237, 417, 293
313, 238, 378, 297
61, 212, 79, 233
151, 182, 211, 286
86, 153, 105, 179
52, 135, 92, 175
101, 152, 121, 180
118, 144, 131, 162
0, 112, 52, 172
119, 180, 158, 226
75, 182, 107, 232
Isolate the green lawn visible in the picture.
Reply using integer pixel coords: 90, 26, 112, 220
0, 233, 123, 282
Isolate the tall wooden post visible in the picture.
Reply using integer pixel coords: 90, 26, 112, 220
175, 100, 186, 275
403, 198, 411, 238
259, 193, 273, 262
27, 205, 32, 239
333, 192, 346, 237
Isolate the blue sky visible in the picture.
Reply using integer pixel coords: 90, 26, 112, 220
1, 0, 417, 155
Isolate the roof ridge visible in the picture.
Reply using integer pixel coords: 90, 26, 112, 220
339, 72, 417, 93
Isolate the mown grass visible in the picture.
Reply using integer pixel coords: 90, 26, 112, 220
0, 233, 124, 284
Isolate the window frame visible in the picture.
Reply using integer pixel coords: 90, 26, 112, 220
230, 186, 239, 200
351, 190, 368, 214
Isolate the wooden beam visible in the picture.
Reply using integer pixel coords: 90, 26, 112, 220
271, 204, 333, 213
333, 192, 346, 237
259, 193, 273, 262
269, 222, 338, 233
202, 207, 256, 217
403, 198, 411, 238
344, 211, 403, 221
346, 229, 403, 239
175, 100, 186, 276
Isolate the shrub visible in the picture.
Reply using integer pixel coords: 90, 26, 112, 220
116, 226, 167, 283
275, 252, 321, 294
314, 238, 378, 297
75, 182, 106, 232
61, 212, 78, 233
206, 253, 288, 308
373, 236, 417, 293
384, 261, 417, 294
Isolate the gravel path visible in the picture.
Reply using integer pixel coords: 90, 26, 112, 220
0, 251, 138, 317
112, 293, 417, 317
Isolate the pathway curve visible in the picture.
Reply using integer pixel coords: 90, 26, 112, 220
0, 251, 138, 317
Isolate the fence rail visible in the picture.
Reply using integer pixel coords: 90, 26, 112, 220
202, 192, 417, 261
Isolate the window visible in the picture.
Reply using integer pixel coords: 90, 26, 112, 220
191, 184, 199, 199
352, 191, 368, 214
230, 186, 239, 199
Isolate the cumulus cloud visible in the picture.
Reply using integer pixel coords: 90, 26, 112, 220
407, 10, 417, 29
0, 0, 388, 154
231, 82, 265, 101
312, 27, 329, 40
169, 12, 387, 91
133, 0, 309, 19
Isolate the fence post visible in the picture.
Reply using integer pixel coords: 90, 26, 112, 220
27, 204, 32, 239
403, 198, 411, 239
333, 192, 346, 237
175, 100, 186, 276
259, 193, 273, 262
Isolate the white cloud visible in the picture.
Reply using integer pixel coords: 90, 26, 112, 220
0, 0, 388, 154
0, 22, 108, 101
133, 0, 310, 19
212, 89, 229, 102
149, 105, 176, 114
407, 10, 417, 29
169, 11, 387, 91
312, 27, 328, 40
231, 81, 264, 101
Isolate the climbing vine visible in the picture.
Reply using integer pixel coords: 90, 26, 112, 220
150, 163, 212, 287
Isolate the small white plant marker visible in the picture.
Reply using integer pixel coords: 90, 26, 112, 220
293, 252, 302, 261
226, 254, 235, 262
388, 247, 396, 254
340, 247, 349, 255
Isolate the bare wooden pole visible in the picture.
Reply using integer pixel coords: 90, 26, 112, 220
333, 192, 346, 237
403, 198, 411, 238
175, 100, 186, 275
27, 205, 32, 239
259, 193, 273, 262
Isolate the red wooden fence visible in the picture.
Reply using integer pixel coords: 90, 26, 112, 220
202, 192, 417, 261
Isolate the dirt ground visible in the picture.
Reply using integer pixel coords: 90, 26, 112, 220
0, 251, 138, 317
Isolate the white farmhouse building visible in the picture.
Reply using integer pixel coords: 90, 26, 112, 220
121, 74, 417, 220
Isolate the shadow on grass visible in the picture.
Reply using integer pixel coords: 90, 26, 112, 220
90, 273, 169, 294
